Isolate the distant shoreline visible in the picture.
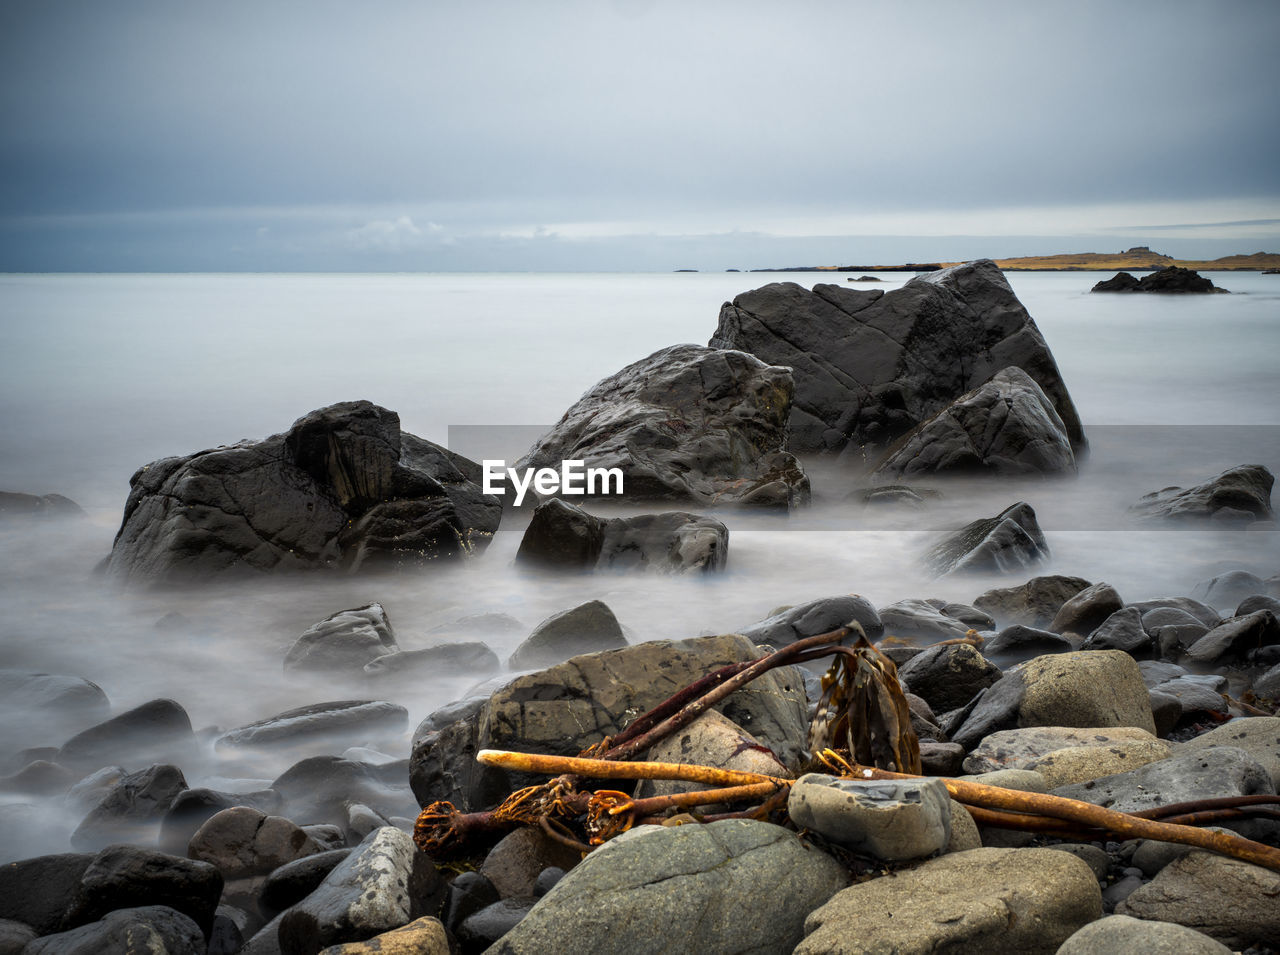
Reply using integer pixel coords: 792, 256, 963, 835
748, 247, 1280, 273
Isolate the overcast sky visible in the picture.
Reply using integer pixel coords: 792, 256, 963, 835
2, 0, 1278, 271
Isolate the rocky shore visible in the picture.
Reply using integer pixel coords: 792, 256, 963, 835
1, 261, 1277, 954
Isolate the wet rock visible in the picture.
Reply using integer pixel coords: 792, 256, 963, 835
0, 758, 77, 797
440, 871, 499, 940
632, 709, 789, 801
490, 820, 849, 955
981, 624, 1073, 664
1116, 851, 1280, 949
479, 828, 583, 901
1130, 595, 1221, 628
1049, 582, 1124, 637
1082, 606, 1151, 655
0, 918, 36, 953
962, 726, 1165, 776
788, 774, 952, 861
1175, 717, 1280, 787
920, 741, 965, 775
797, 847, 1101, 954
272, 756, 419, 831
516, 344, 810, 509
515, 498, 728, 573
363, 643, 499, 680
925, 501, 1048, 576
410, 634, 808, 812
950, 650, 1155, 749
103, 400, 501, 586
71, 763, 189, 851
1184, 610, 1280, 664
277, 827, 442, 955
1058, 913, 1232, 954
0, 852, 95, 934
0, 490, 86, 520
24, 905, 205, 955
317, 916, 449, 954
57, 698, 195, 772
709, 261, 1085, 454
1090, 271, 1142, 292
897, 642, 1001, 713
283, 604, 398, 674
1142, 607, 1210, 658
1092, 266, 1228, 293
458, 899, 534, 952
507, 600, 627, 670
159, 787, 282, 854
1134, 465, 1273, 524
871, 367, 1076, 478
215, 700, 408, 752
972, 574, 1092, 629
259, 849, 353, 915
1151, 677, 1228, 724
62, 844, 223, 936
1256, 662, 1280, 700
736, 593, 883, 645
188, 807, 325, 880
877, 598, 973, 640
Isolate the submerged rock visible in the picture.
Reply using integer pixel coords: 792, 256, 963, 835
507, 600, 628, 670
517, 344, 809, 509
103, 400, 501, 586
925, 501, 1048, 575
1133, 464, 1273, 524
710, 260, 1085, 455
735, 594, 883, 645
0, 490, 85, 520
283, 603, 398, 674
215, 701, 408, 751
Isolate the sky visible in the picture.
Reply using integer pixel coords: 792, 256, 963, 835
2, 0, 1278, 272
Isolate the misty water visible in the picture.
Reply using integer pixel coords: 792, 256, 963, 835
1, 269, 1277, 861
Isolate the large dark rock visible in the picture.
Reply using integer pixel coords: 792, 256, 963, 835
1133, 465, 1273, 524
24, 906, 205, 955
982, 625, 1074, 665
735, 594, 883, 645
515, 498, 728, 573
898, 643, 1002, 714
1183, 610, 1280, 664
411, 634, 809, 812
270, 756, 419, 831
57, 698, 195, 773
187, 807, 324, 881
71, 763, 189, 851
1092, 266, 1228, 294
0, 852, 94, 935
0, 490, 85, 520
62, 844, 223, 937
158, 787, 282, 855
709, 260, 1085, 455
925, 502, 1049, 576
878, 599, 974, 640
1090, 271, 1142, 292
973, 575, 1093, 629
214, 700, 408, 752
259, 849, 352, 915
872, 367, 1076, 478
103, 401, 501, 586
516, 344, 809, 509
283, 604, 398, 674
508, 600, 628, 670
1049, 582, 1124, 637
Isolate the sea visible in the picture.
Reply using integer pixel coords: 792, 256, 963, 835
0, 269, 1277, 856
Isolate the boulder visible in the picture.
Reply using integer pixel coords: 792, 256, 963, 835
260, 849, 353, 915
103, 400, 501, 586
1059, 914, 1232, 954
0, 670, 109, 745
411, 634, 808, 812
1049, 582, 1124, 637
1116, 852, 1280, 949
271, 756, 419, 831
0, 852, 95, 935
797, 847, 1101, 954
735, 594, 883, 645
962, 726, 1166, 776
1130, 595, 1221, 628
1256, 662, 1280, 700
871, 367, 1076, 478
62, 844, 223, 936
316, 916, 449, 955
982, 625, 1073, 664
897, 643, 1001, 713
159, 787, 282, 854
516, 344, 809, 509
877, 598, 973, 640
1133, 465, 1273, 524
972, 574, 1092, 629
24, 906, 205, 955
631, 709, 789, 801
188, 807, 325, 880
507, 600, 628, 670
1090, 271, 1142, 292
515, 499, 728, 573
489, 820, 848, 955
0, 490, 85, 520
787, 774, 951, 861
1183, 610, 1280, 664
1139, 265, 1230, 293
1174, 717, 1280, 787
1082, 606, 1151, 655
709, 260, 1085, 454
925, 501, 1048, 575
57, 698, 195, 772
950, 650, 1155, 750
214, 701, 408, 752
277, 827, 444, 955
0, 919, 36, 953
283, 604, 398, 674
71, 763, 189, 851
478, 827, 583, 901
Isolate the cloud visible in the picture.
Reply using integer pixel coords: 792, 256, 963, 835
344, 215, 427, 253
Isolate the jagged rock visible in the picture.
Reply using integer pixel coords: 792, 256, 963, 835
214, 701, 408, 751
877, 599, 973, 640
490, 820, 849, 955
872, 367, 1076, 478
788, 775, 952, 861
1133, 465, 1273, 524
411, 634, 808, 812
1049, 582, 1124, 637
71, 763, 189, 851
973, 575, 1092, 629
898, 643, 1001, 713
103, 400, 501, 586
283, 604, 398, 674
925, 501, 1048, 575
1090, 271, 1142, 292
516, 344, 809, 509
515, 499, 728, 574
735, 594, 883, 645
1184, 610, 1280, 664
507, 600, 627, 670
797, 847, 1101, 954
1082, 607, 1151, 655
57, 698, 195, 772
709, 260, 1085, 455
1059, 914, 1233, 954
24, 906, 205, 955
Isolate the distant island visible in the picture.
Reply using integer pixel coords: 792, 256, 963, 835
752, 247, 1280, 273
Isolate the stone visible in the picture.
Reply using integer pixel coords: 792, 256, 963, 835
516, 344, 809, 509
1025, 739, 1172, 787
259, 849, 353, 915
278, 827, 442, 955
1092, 265, 1228, 293
926, 501, 1049, 576
1082, 606, 1151, 655
458, 900, 534, 951
1116, 851, 1280, 949
631, 709, 788, 801
1152, 677, 1228, 723
972, 574, 1092, 629
316, 916, 449, 955
1238, 594, 1280, 617
159, 787, 282, 854
1134, 465, 1273, 524
71, 763, 189, 851
1184, 610, 1280, 664
735, 593, 883, 645
0, 759, 76, 797
1090, 271, 1142, 292
57, 698, 195, 772
1046, 843, 1111, 880
1148, 689, 1182, 736
188, 807, 325, 880
62, 844, 223, 936
479, 827, 583, 901
24, 906, 206, 955
920, 741, 965, 776
962, 726, 1165, 776
950, 650, 1155, 749
931, 600, 995, 630
103, 400, 501, 586
981, 624, 1073, 664
363, 643, 499, 680
0, 918, 36, 954
788, 774, 952, 861
1049, 582, 1124, 637
797, 847, 1101, 954
272, 756, 419, 831
709, 261, 1085, 455
946, 799, 981, 852
1174, 717, 1280, 787
1129, 595, 1221, 628
489, 820, 849, 955
0, 490, 85, 520
215, 700, 408, 751
1256, 662, 1280, 700
897, 642, 1001, 713
0, 852, 95, 935
440, 871, 499, 939
412, 633, 808, 812
877, 598, 973, 639
0, 670, 109, 746
283, 604, 398, 674
507, 600, 627, 670
871, 367, 1076, 477
515, 498, 728, 574
1058, 913, 1232, 954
